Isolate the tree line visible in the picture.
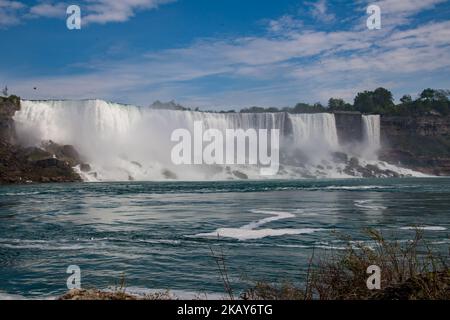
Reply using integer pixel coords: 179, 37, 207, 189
237, 88, 450, 116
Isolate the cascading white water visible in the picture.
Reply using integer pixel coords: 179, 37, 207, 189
14, 100, 292, 181
362, 115, 381, 154
13, 99, 422, 181
288, 113, 339, 149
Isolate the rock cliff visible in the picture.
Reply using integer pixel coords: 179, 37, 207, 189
0, 96, 82, 184
380, 115, 450, 175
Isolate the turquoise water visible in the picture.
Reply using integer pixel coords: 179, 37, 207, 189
0, 178, 449, 298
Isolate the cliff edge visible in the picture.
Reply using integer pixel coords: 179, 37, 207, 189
0, 96, 82, 184
381, 115, 450, 175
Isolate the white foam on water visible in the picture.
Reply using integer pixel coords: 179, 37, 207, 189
325, 185, 387, 191
354, 200, 387, 210
3, 191, 41, 196
194, 209, 324, 240
0, 291, 27, 300
196, 227, 323, 241
400, 226, 447, 231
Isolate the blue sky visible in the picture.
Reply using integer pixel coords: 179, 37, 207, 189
0, 0, 449, 109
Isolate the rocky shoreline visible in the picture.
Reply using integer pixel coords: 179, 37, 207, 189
0, 96, 82, 184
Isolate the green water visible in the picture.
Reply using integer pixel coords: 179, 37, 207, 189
0, 178, 448, 298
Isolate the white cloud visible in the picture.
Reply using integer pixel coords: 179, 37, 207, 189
1, 0, 175, 26
28, 2, 67, 18
267, 15, 304, 33
0, 0, 25, 27
364, 0, 448, 27
309, 0, 335, 23
83, 0, 175, 24
5, 0, 450, 108
373, 0, 446, 15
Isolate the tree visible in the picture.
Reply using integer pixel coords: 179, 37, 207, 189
400, 95, 412, 104
328, 98, 353, 111
420, 88, 435, 101
291, 102, 325, 113
2, 86, 7, 97
353, 87, 394, 114
354, 91, 375, 113
328, 98, 344, 110
373, 87, 394, 111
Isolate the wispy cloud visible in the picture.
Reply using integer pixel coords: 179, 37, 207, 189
0, 0, 25, 27
4, 0, 450, 108
309, 0, 335, 23
27, 2, 66, 18
82, 0, 175, 24
363, 0, 448, 27
1, 0, 176, 26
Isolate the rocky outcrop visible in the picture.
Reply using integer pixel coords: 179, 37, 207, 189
334, 111, 363, 144
0, 96, 20, 144
0, 140, 82, 184
0, 96, 82, 184
40, 140, 84, 167
380, 115, 450, 175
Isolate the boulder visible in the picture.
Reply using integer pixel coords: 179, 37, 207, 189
80, 163, 91, 172
232, 170, 248, 179
41, 141, 82, 167
162, 169, 177, 179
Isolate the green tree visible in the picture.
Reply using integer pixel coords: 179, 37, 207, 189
353, 87, 394, 114
420, 88, 436, 101
328, 98, 353, 111
291, 102, 325, 113
373, 87, 394, 112
354, 91, 375, 113
400, 94, 412, 104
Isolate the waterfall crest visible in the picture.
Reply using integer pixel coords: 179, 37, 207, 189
13, 99, 420, 181
288, 113, 339, 149
362, 115, 381, 155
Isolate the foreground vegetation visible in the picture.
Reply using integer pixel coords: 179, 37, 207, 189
60, 229, 449, 300
240, 229, 449, 300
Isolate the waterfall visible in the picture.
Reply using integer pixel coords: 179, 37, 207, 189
288, 113, 339, 150
13, 99, 418, 181
14, 100, 291, 180
362, 115, 381, 152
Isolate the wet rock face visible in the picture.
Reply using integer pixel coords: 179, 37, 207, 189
341, 157, 402, 178
41, 140, 83, 167
0, 140, 82, 184
0, 96, 20, 144
232, 170, 249, 179
80, 163, 91, 172
334, 111, 363, 145
381, 115, 450, 175
162, 169, 177, 179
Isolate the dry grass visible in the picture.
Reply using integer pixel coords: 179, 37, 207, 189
241, 229, 449, 300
